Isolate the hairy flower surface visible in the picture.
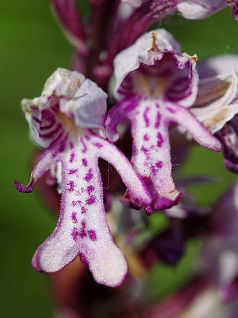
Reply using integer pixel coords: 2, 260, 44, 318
14, 68, 151, 287
106, 29, 221, 211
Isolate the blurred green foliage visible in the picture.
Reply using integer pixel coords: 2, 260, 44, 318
0, 1, 237, 317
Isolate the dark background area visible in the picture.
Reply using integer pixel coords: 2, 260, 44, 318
0, 1, 237, 317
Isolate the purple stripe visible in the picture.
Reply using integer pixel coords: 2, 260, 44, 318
80, 137, 87, 154
38, 123, 62, 139
154, 111, 161, 128
143, 106, 150, 127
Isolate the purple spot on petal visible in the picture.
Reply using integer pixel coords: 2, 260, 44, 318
143, 106, 150, 127
67, 181, 75, 192
69, 142, 74, 149
69, 168, 78, 175
85, 135, 90, 140
151, 161, 163, 176
81, 206, 87, 214
156, 161, 163, 169
69, 152, 75, 163
72, 200, 81, 207
141, 146, 149, 154
80, 137, 87, 154
80, 220, 87, 238
92, 142, 103, 149
84, 169, 93, 182
87, 185, 95, 195
86, 196, 96, 205
157, 132, 164, 147
82, 158, 88, 167
141, 145, 150, 160
151, 166, 157, 176
154, 112, 161, 129
72, 212, 77, 223
88, 229, 97, 241
71, 227, 79, 241
143, 134, 150, 141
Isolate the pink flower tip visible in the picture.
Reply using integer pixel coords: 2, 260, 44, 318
14, 179, 34, 193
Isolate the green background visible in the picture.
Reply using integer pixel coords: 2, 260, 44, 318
0, 1, 237, 317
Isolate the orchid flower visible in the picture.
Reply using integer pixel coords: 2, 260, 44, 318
191, 55, 238, 133
188, 55, 238, 172
14, 68, 151, 287
106, 29, 221, 211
